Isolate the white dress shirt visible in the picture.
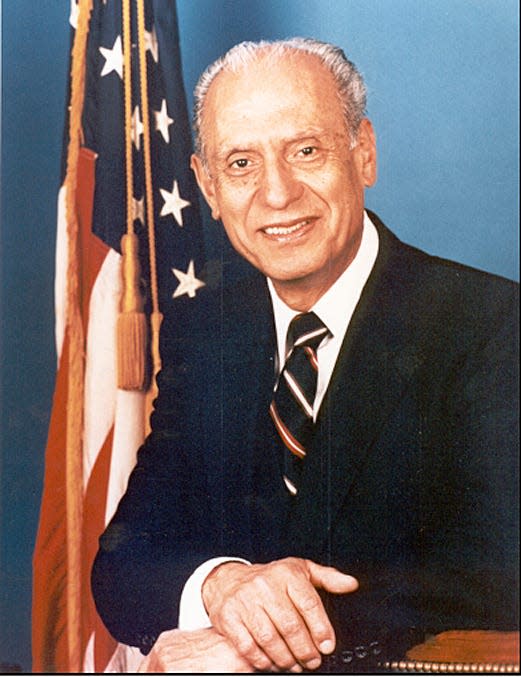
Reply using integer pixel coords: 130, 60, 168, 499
269, 212, 379, 417
178, 212, 379, 631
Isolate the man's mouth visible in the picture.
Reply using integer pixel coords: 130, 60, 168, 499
262, 219, 312, 237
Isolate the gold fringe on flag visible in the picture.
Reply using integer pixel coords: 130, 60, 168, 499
117, 0, 148, 390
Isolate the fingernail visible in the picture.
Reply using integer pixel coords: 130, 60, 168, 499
290, 664, 303, 673
319, 639, 334, 654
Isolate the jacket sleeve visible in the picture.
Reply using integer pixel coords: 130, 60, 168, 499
91, 297, 228, 653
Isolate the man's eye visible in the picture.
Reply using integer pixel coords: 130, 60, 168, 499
299, 146, 316, 156
231, 158, 249, 169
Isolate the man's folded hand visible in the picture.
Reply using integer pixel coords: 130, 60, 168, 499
137, 627, 253, 673
202, 556, 358, 673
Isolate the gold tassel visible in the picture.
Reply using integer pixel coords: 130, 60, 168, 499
117, 232, 148, 390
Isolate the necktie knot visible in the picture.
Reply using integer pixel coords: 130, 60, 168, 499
285, 312, 329, 360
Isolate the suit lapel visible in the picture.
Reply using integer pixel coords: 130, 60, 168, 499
286, 223, 427, 556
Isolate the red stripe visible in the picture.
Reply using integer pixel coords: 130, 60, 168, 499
33, 148, 119, 672
269, 402, 306, 458
32, 334, 71, 673
304, 346, 319, 371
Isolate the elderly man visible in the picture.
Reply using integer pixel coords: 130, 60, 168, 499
92, 38, 518, 673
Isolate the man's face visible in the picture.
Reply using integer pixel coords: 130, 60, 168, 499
191, 51, 377, 309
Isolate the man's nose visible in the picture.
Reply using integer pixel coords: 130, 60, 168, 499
258, 157, 303, 209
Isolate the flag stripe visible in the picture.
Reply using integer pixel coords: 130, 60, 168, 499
32, 334, 71, 673
81, 427, 117, 672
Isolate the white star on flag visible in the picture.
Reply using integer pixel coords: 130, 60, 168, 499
132, 196, 145, 226
144, 26, 159, 63
99, 36, 123, 79
172, 260, 206, 299
131, 106, 144, 151
160, 180, 191, 227
154, 99, 174, 144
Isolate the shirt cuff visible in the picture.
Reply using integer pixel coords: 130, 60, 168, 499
178, 556, 251, 631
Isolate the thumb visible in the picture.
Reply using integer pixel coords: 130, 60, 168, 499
306, 560, 359, 594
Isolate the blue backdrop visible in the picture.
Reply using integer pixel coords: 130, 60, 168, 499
1, 0, 518, 670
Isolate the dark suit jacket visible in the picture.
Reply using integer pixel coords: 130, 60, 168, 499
92, 214, 519, 664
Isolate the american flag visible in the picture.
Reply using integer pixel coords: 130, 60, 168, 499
32, 0, 205, 672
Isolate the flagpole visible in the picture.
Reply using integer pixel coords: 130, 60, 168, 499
64, 0, 93, 670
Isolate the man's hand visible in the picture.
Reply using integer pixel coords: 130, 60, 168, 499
137, 627, 253, 673
202, 557, 358, 673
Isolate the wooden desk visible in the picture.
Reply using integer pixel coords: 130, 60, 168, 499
381, 630, 519, 673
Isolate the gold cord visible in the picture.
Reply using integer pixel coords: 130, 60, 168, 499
136, 0, 163, 420
117, 0, 148, 390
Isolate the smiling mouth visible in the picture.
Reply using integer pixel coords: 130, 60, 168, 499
262, 219, 312, 237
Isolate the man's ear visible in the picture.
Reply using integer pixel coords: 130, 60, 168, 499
190, 154, 220, 220
355, 118, 377, 188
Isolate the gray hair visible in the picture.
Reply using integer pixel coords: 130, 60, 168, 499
193, 37, 367, 167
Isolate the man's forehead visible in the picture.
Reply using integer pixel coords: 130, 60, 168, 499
197, 48, 348, 164
208, 49, 331, 99
204, 54, 338, 128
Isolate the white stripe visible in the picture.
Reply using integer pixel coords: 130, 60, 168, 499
105, 389, 145, 523
103, 642, 143, 673
293, 326, 327, 347
283, 370, 313, 418
54, 185, 68, 363
82, 250, 121, 490
82, 250, 145, 506
283, 475, 298, 495
80, 248, 147, 672
83, 632, 143, 673
83, 631, 95, 673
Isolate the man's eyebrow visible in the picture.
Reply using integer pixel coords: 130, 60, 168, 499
277, 131, 329, 147
287, 130, 345, 144
214, 146, 255, 162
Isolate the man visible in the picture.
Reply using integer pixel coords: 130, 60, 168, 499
92, 38, 518, 673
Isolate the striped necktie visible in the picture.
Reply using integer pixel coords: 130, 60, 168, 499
269, 312, 329, 495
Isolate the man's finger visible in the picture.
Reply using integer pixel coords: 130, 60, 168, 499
245, 605, 308, 672
287, 578, 336, 656
224, 616, 276, 672
306, 560, 359, 594
266, 599, 325, 671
